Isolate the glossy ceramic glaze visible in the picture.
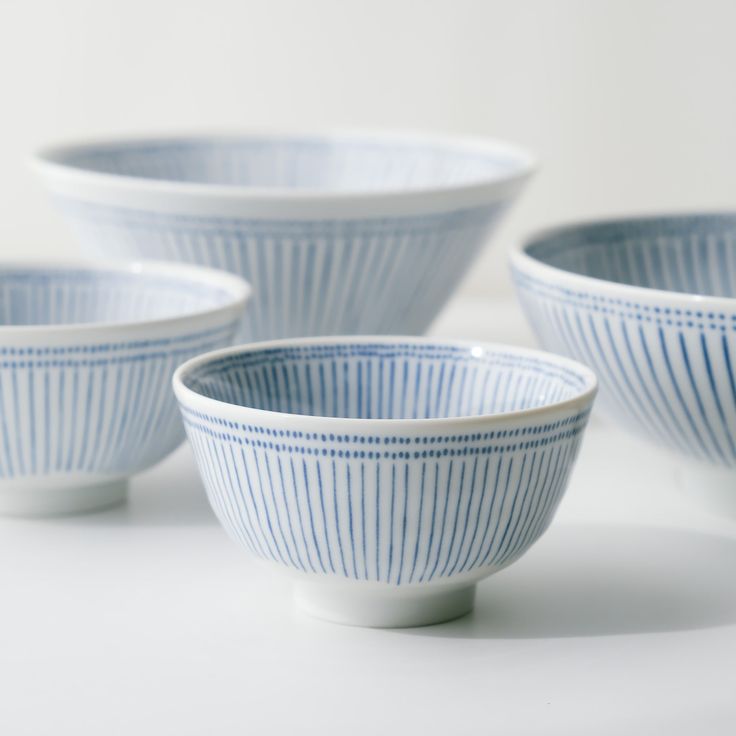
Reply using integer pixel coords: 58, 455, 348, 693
0, 260, 249, 516
512, 214, 736, 471
34, 131, 534, 340
173, 337, 596, 627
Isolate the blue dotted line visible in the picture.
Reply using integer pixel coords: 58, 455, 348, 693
184, 418, 585, 459
0, 322, 234, 357
514, 270, 734, 332
179, 404, 590, 446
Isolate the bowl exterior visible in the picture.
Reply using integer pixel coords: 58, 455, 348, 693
49, 199, 511, 340
0, 314, 242, 499
512, 260, 736, 467
176, 398, 592, 588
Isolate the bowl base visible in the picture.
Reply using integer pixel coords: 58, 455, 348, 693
0, 477, 128, 517
294, 581, 476, 628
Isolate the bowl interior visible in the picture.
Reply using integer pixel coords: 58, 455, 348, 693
48, 135, 527, 193
525, 215, 736, 298
181, 341, 592, 420
0, 266, 237, 327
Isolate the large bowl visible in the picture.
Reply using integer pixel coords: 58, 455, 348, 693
511, 213, 736, 475
173, 337, 596, 627
0, 260, 249, 516
34, 132, 534, 341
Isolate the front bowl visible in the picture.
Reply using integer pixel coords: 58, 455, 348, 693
0, 260, 249, 516
34, 131, 534, 340
512, 213, 736, 469
174, 337, 596, 627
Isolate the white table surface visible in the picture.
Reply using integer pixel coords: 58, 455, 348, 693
1, 297, 735, 736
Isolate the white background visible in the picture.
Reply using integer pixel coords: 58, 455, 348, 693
2, 0, 736, 298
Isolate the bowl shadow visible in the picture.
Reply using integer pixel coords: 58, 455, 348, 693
391, 523, 736, 639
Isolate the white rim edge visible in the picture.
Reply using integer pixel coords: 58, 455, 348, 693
172, 336, 598, 431
510, 212, 736, 311
31, 130, 536, 211
0, 259, 251, 337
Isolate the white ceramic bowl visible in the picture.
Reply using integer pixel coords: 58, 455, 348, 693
0, 260, 249, 516
173, 337, 596, 627
34, 131, 534, 341
512, 213, 736, 474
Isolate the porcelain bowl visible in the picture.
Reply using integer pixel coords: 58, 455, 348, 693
34, 132, 534, 341
0, 260, 250, 516
173, 337, 596, 627
511, 213, 736, 471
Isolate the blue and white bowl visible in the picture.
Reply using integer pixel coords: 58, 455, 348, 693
34, 132, 534, 341
511, 213, 736, 475
0, 261, 249, 516
173, 337, 596, 627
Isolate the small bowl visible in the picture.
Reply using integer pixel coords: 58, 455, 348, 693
0, 260, 249, 516
511, 213, 736, 472
34, 131, 534, 341
173, 337, 596, 628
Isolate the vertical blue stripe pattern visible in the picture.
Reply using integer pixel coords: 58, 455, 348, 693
0, 267, 244, 484
512, 214, 736, 466
46, 137, 524, 189
181, 343, 587, 418
56, 201, 505, 341
0, 269, 236, 325
38, 134, 532, 340
176, 341, 595, 585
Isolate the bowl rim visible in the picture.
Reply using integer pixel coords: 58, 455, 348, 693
32, 129, 536, 215
510, 211, 736, 311
0, 259, 251, 336
172, 335, 597, 430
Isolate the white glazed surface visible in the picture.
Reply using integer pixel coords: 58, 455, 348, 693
173, 336, 596, 626
34, 132, 534, 340
0, 260, 250, 515
511, 214, 736, 469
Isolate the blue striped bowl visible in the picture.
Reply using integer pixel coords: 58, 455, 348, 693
0, 261, 249, 516
511, 214, 736, 470
34, 132, 534, 341
173, 337, 596, 627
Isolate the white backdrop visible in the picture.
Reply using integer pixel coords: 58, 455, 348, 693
2, 0, 735, 298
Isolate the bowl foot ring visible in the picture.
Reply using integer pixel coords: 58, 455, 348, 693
294, 581, 476, 628
0, 478, 128, 517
